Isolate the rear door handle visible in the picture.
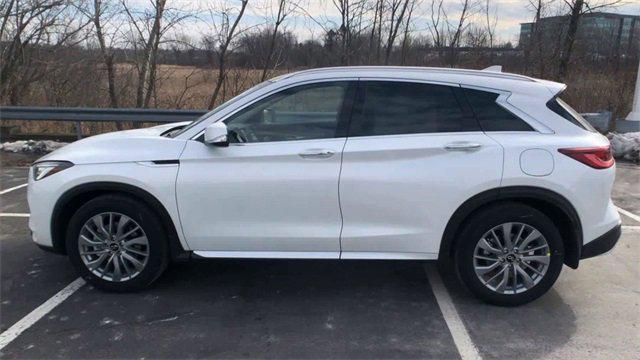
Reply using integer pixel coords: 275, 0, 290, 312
444, 142, 483, 152
299, 149, 335, 159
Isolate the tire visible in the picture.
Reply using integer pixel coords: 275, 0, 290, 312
455, 202, 564, 306
66, 194, 169, 292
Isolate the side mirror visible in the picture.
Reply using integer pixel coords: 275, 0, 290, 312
204, 122, 229, 147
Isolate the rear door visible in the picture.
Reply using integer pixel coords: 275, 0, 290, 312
339, 80, 503, 258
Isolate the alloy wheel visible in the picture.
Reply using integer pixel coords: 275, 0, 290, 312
473, 222, 550, 294
78, 212, 149, 282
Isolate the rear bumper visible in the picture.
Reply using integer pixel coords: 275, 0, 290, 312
580, 224, 621, 260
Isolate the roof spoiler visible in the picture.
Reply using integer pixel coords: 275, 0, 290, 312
483, 65, 502, 72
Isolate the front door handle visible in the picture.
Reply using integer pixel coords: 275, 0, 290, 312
299, 149, 335, 159
444, 142, 483, 152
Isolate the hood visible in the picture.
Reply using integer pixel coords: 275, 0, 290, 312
37, 122, 190, 165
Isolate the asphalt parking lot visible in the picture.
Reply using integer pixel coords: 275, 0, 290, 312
0, 159, 638, 359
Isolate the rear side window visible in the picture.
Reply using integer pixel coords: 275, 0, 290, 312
546, 97, 597, 132
463, 88, 533, 131
349, 81, 480, 136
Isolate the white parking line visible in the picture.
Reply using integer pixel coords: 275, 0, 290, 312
616, 206, 640, 224
0, 213, 30, 218
0, 277, 85, 350
424, 264, 482, 360
0, 183, 28, 195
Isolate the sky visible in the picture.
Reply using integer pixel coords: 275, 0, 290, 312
131, 0, 640, 45
296, 0, 640, 43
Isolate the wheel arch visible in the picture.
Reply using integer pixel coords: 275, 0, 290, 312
439, 186, 583, 269
51, 182, 188, 261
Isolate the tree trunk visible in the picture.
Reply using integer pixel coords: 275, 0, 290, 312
400, 0, 416, 65
0, 0, 15, 41
93, 1, 118, 107
260, 0, 286, 82
523, 0, 542, 75
143, 10, 163, 108
557, 0, 583, 80
207, 0, 247, 109
375, 0, 383, 64
384, 0, 411, 65
135, 0, 166, 108
369, 0, 382, 63
447, 0, 470, 67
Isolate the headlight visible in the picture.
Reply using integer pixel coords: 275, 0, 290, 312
32, 161, 73, 181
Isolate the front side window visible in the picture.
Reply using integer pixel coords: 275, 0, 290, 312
172, 81, 272, 138
349, 81, 480, 137
463, 88, 533, 132
224, 82, 349, 143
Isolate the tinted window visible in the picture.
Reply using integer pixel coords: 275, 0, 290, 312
350, 81, 479, 136
463, 88, 533, 131
224, 82, 348, 143
546, 97, 596, 132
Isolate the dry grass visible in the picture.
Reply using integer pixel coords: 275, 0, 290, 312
1, 64, 635, 138
2, 65, 295, 138
561, 70, 636, 124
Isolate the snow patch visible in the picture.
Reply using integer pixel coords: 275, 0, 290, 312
0, 140, 67, 154
608, 132, 640, 163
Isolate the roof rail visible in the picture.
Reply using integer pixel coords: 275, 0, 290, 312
483, 65, 502, 72
279, 66, 535, 82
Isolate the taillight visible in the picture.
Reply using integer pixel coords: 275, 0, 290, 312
558, 146, 614, 169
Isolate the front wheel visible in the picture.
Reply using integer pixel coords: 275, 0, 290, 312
66, 195, 169, 292
455, 203, 564, 306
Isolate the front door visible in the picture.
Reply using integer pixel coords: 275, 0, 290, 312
177, 80, 356, 258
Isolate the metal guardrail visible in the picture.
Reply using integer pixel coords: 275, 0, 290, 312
0, 106, 208, 139
0, 106, 207, 122
0, 106, 621, 141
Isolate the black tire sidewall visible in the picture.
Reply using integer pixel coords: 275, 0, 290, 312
455, 202, 564, 306
66, 195, 169, 292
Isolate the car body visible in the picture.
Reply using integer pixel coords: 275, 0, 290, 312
28, 66, 621, 305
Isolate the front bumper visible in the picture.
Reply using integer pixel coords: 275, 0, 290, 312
580, 224, 621, 259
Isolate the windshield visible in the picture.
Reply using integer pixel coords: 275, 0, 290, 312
170, 81, 273, 137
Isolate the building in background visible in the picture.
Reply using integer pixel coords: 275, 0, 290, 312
519, 12, 639, 57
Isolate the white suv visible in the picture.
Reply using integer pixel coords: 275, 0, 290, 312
28, 66, 621, 305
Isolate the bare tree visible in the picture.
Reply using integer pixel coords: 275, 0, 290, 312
259, 0, 297, 81
368, 0, 384, 63
557, 0, 622, 80
0, 0, 91, 104
399, 0, 418, 65
484, 0, 497, 62
120, 0, 188, 108
331, 0, 367, 65
83, 0, 120, 111
524, 0, 544, 76
205, 0, 248, 109
0, 0, 16, 41
446, 0, 478, 67
382, 0, 412, 65
426, 0, 446, 63
121, 0, 167, 108
557, 0, 583, 80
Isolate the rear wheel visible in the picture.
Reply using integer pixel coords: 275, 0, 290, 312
66, 195, 169, 292
455, 203, 564, 306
